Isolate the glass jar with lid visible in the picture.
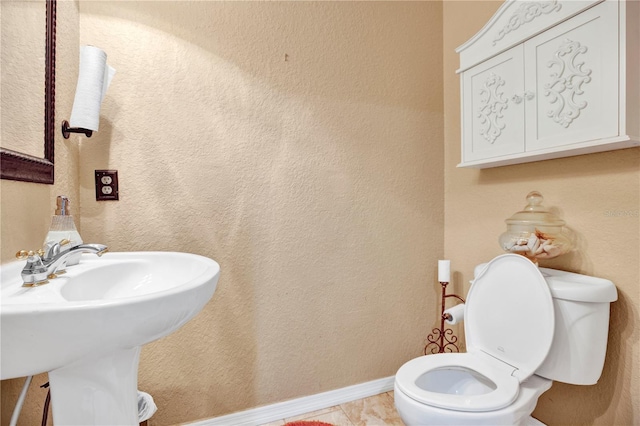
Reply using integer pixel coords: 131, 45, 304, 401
499, 191, 573, 263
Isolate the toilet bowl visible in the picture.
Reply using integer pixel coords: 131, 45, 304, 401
394, 254, 617, 426
394, 369, 551, 426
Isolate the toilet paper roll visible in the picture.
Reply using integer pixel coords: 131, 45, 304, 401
69, 45, 116, 131
438, 260, 450, 282
444, 303, 465, 325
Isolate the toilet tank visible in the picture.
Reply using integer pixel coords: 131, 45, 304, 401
534, 267, 617, 385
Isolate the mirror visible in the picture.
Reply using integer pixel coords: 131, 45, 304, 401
0, 0, 56, 184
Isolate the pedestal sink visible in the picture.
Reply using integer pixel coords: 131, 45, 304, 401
1, 251, 220, 425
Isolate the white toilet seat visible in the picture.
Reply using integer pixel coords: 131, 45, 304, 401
395, 352, 520, 412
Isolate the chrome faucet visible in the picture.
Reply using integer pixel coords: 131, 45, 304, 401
17, 240, 108, 287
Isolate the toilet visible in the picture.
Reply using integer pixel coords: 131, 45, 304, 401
394, 254, 617, 426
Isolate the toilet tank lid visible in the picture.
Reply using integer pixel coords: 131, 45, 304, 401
473, 263, 617, 303
538, 267, 618, 303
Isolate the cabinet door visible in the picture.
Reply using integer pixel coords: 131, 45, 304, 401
524, 0, 619, 152
461, 46, 525, 164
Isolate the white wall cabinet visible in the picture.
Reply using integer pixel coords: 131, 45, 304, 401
457, 0, 639, 168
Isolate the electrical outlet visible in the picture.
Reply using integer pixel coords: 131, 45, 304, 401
95, 170, 119, 201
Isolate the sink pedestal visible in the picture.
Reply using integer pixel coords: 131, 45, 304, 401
48, 347, 141, 425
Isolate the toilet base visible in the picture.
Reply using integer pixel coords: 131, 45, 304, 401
526, 416, 546, 426
394, 374, 551, 426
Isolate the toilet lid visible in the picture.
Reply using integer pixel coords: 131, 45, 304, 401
465, 254, 554, 382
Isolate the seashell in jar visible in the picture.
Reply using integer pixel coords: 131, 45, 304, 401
503, 240, 516, 250
542, 243, 562, 257
527, 234, 540, 253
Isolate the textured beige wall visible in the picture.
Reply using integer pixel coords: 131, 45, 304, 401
0, 0, 81, 424
73, 2, 444, 424
1, 0, 46, 156
443, 1, 640, 425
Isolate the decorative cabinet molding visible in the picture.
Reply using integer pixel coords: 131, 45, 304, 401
544, 39, 592, 128
478, 73, 509, 144
492, 1, 562, 46
457, 0, 640, 168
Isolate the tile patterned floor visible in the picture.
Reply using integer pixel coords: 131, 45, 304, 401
258, 391, 405, 426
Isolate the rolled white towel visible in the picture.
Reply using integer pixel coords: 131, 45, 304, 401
138, 391, 158, 422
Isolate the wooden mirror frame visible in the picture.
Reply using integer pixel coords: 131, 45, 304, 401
0, 0, 56, 184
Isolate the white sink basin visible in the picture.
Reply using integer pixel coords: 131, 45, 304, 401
1, 251, 220, 425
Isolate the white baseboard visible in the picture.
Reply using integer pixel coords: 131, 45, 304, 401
186, 376, 395, 426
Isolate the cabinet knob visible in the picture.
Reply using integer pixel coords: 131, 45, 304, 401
511, 94, 523, 104
525, 91, 535, 100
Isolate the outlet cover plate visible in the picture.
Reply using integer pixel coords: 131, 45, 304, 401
95, 170, 119, 201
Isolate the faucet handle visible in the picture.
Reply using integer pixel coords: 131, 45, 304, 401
46, 239, 71, 250
16, 249, 45, 259
16, 250, 31, 259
